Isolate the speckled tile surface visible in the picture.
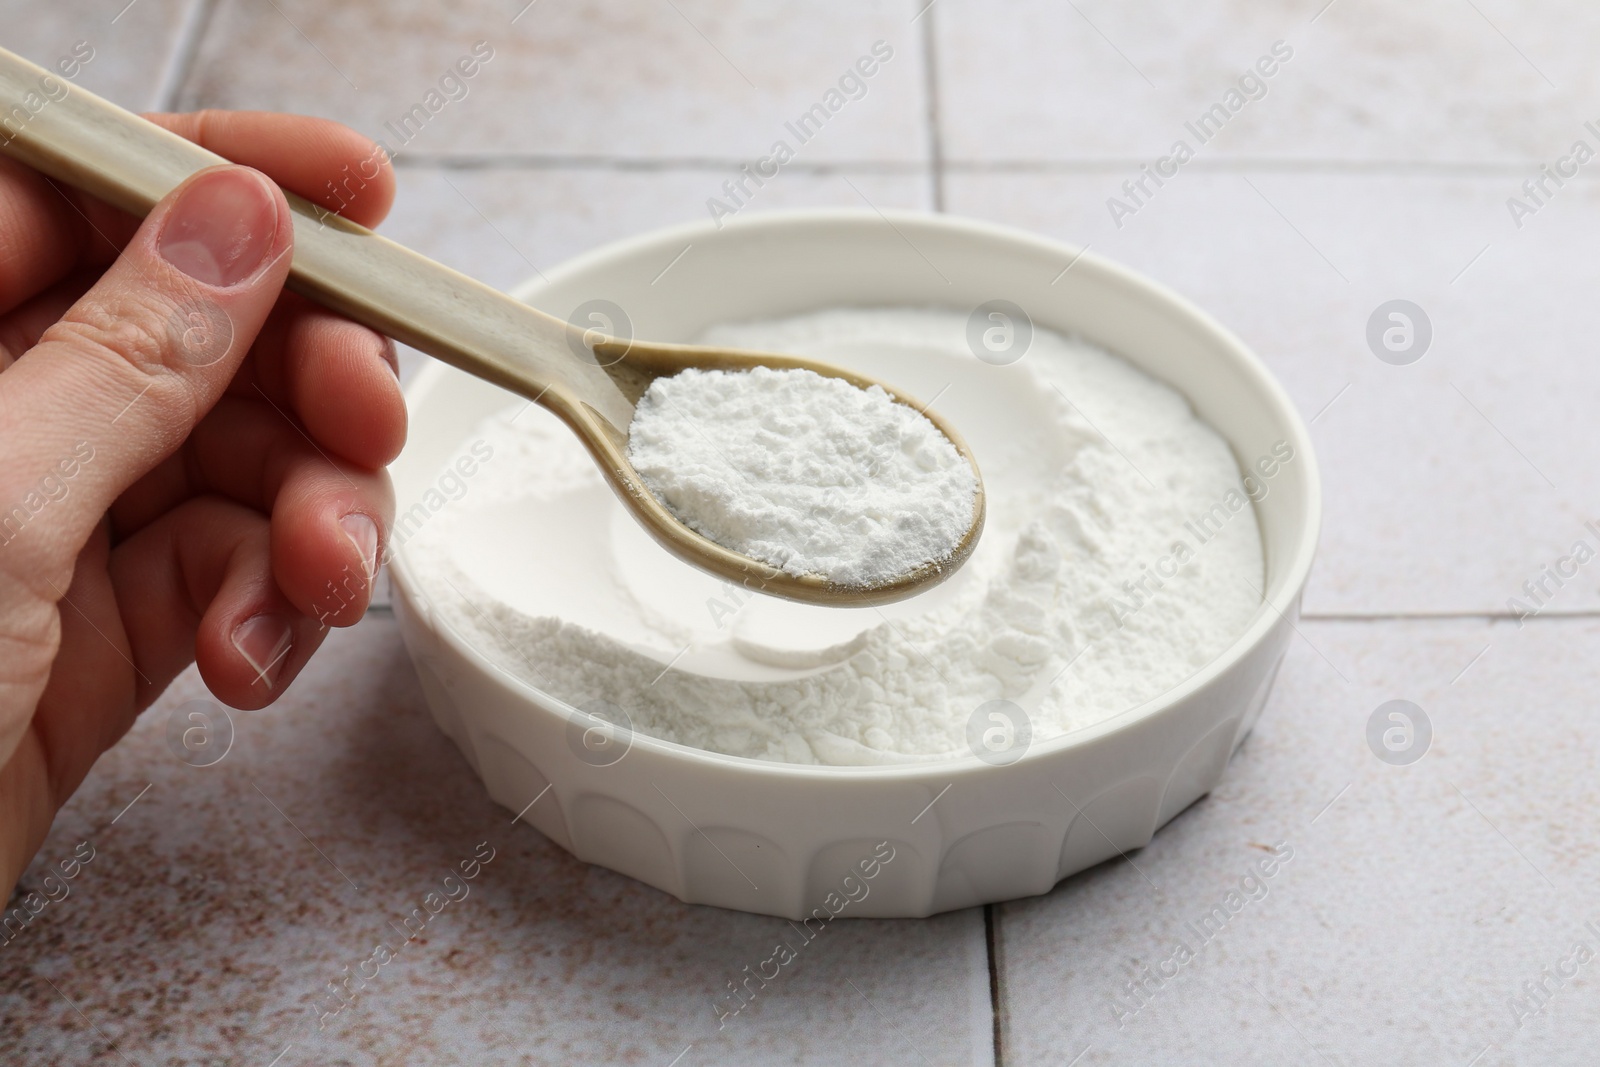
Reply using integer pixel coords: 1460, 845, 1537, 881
377, 165, 933, 381
1, 618, 994, 1066
992, 617, 1600, 1067
4, 0, 1599, 1063
945, 169, 1600, 618
7, 0, 200, 112
177, 0, 931, 164
937, 0, 1596, 164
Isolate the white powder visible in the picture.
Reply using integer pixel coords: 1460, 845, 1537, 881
408, 308, 1267, 766
625, 366, 977, 586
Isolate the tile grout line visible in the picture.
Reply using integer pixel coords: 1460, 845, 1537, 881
985, 903, 1004, 1066
384, 154, 1600, 178
392, 155, 936, 174
943, 157, 1591, 176
151, 0, 219, 111
918, 0, 946, 212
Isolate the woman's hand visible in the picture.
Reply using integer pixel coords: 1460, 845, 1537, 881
0, 111, 406, 899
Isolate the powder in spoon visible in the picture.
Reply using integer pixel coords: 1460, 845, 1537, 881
624, 366, 977, 586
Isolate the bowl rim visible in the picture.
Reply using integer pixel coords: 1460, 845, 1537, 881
388, 207, 1322, 782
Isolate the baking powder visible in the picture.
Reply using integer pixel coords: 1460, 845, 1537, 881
409, 308, 1264, 765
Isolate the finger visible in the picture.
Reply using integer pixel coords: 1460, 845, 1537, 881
147, 110, 397, 227
238, 293, 406, 469
108, 496, 328, 709
0, 270, 92, 370
0, 531, 117, 898
0, 111, 395, 318
0, 165, 292, 592
0, 732, 53, 908
272, 457, 392, 629
1, 281, 405, 470
0, 156, 105, 314
26, 526, 136, 801
64, 112, 398, 270
108, 397, 392, 626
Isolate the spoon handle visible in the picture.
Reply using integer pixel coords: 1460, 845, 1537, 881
0, 46, 587, 410
0, 50, 989, 606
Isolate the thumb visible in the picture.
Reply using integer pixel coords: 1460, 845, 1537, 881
0, 164, 292, 586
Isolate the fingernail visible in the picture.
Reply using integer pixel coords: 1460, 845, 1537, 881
378, 335, 401, 378
340, 513, 379, 580
158, 167, 279, 287
232, 614, 293, 690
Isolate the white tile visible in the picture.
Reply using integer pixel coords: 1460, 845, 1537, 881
383, 164, 934, 294
368, 568, 393, 610
4, 0, 197, 111
994, 617, 1600, 1066
945, 168, 1600, 616
378, 164, 933, 383
178, 0, 931, 164
936, 0, 1600, 164
1, 616, 993, 1066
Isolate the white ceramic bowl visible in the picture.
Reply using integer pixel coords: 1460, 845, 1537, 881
387, 210, 1320, 920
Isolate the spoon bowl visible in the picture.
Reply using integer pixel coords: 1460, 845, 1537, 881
0, 46, 984, 606
576, 338, 984, 604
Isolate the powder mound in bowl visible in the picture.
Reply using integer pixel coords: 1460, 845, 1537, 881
624, 366, 978, 586
409, 307, 1266, 767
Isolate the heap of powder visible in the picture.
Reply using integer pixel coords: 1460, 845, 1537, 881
409, 308, 1266, 766
625, 367, 977, 586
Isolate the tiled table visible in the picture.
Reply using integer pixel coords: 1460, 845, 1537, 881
5, 2, 1598, 1064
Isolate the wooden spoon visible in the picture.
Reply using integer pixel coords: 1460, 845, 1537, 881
0, 47, 984, 606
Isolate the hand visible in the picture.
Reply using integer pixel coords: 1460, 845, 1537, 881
0, 112, 406, 899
